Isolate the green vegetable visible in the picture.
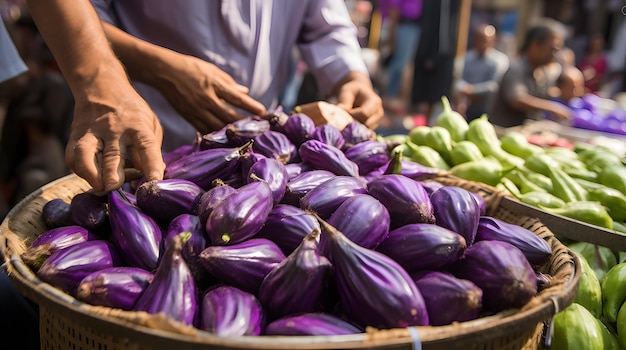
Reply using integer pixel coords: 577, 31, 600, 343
406, 142, 450, 170
408, 126, 431, 146
613, 221, 626, 234
424, 126, 454, 165
616, 302, 626, 348
602, 262, 626, 323
449, 157, 503, 187
542, 201, 612, 229
499, 131, 543, 160
588, 187, 626, 222
546, 166, 588, 203
518, 191, 565, 208
449, 140, 483, 166
435, 96, 468, 143
599, 165, 626, 196
505, 169, 547, 194
524, 152, 561, 177
498, 177, 521, 197
573, 252, 603, 318
382, 134, 408, 145
568, 241, 617, 282
579, 147, 623, 172
564, 167, 599, 182
551, 303, 620, 350
466, 115, 524, 168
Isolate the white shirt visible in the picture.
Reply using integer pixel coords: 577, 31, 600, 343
0, 19, 27, 83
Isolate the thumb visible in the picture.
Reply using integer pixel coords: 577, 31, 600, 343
335, 89, 355, 112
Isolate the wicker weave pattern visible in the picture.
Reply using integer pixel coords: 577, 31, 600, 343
0, 174, 579, 350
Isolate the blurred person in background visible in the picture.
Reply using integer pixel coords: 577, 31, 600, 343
454, 23, 509, 121
577, 32, 608, 95
554, 65, 586, 105
489, 20, 572, 128
378, 0, 423, 116
88, 0, 384, 154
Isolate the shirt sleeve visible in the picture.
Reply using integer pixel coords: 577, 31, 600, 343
0, 19, 27, 83
297, 0, 369, 96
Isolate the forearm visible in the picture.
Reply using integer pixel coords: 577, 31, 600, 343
26, 0, 129, 99
510, 94, 561, 114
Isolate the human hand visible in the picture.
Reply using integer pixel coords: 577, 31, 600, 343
66, 78, 165, 193
155, 53, 267, 133
549, 102, 573, 122
333, 72, 384, 129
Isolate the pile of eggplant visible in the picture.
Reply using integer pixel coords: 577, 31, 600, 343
27, 111, 554, 337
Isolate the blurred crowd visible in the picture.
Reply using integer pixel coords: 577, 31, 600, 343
1, 0, 626, 218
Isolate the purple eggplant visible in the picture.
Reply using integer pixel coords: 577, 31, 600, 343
163, 134, 201, 164
398, 160, 442, 180
200, 285, 265, 336
300, 176, 368, 219
413, 271, 483, 326
42, 198, 74, 229
135, 179, 205, 224
367, 174, 435, 228
311, 124, 345, 150
284, 162, 314, 179
341, 121, 375, 148
430, 186, 481, 246
452, 240, 537, 312
164, 141, 252, 190
283, 169, 335, 206
317, 217, 429, 328
225, 116, 270, 146
343, 140, 389, 176
205, 181, 273, 245
37, 240, 122, 296
134, 232, 197, 325
298, 140, 359, 177
164, 214, 209, 285
199, 238, 286, 294
252, 130, 297, 164
475, 216, 552, 266
255, 204, 321, 255
472, 192, 487, 216
279, 113, 316, 146
376, 223, 466, 273
70, 190, 109, 230
108, 189, 162, 271
239, 149, 267, 179
23, 225, 99, 270
247, 157, 289, 205
199, 127, 233, 150
323, 194, 390, 253
259, 230, 332, 318
76, 267, 154, 310
196, 180, 237, 225
419, 180, 445, 196
265, 313, 362, 335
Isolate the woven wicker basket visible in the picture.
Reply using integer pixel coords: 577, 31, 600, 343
0, 174, 580, 350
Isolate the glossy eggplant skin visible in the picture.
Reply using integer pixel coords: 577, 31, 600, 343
264, 313, 363, 335
108, 190, 162, 271
284, 162, 314, 180
376, 223, 466, 273
199, 128, 232, 150
163, 142, 251, 190
282, 169, 335, 206
258, 230, 332, 319
324, 194, 390, 252
133, 233, 198, 326
367, 174, 435, 228
196, 181, 237, 226
164, 214, 210, 285
279, 113, 316, 146
199, 238, 286, 294
200, 285, 265, 336
475, 216, 552, 266
452, 240, 537, 312
42, 198, 74, 229
246, 157, 289, 205
413, 271, 483, 326
135, 179, 205, 224
225, 116, 270, 146
430, 186, 481, 246
311, 124, 345, 150
37, 240, 122, 296
398, 160, 441, 180
23, 225, 100, 270
298, 140, 360, 177
205, 181, 273, 245
76, 267, 154, 310
343, 140, 390, 176
341, 121, 375, 148
255, 204, 321, 255
252, 130, 297, 164
70, 190, 109, 230
317, 217, 429, 329
300, 176, 368, 219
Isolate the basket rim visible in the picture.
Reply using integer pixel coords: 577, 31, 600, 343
1, 174, 581, 349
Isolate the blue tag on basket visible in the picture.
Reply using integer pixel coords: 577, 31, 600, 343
408, 327, 422, 350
